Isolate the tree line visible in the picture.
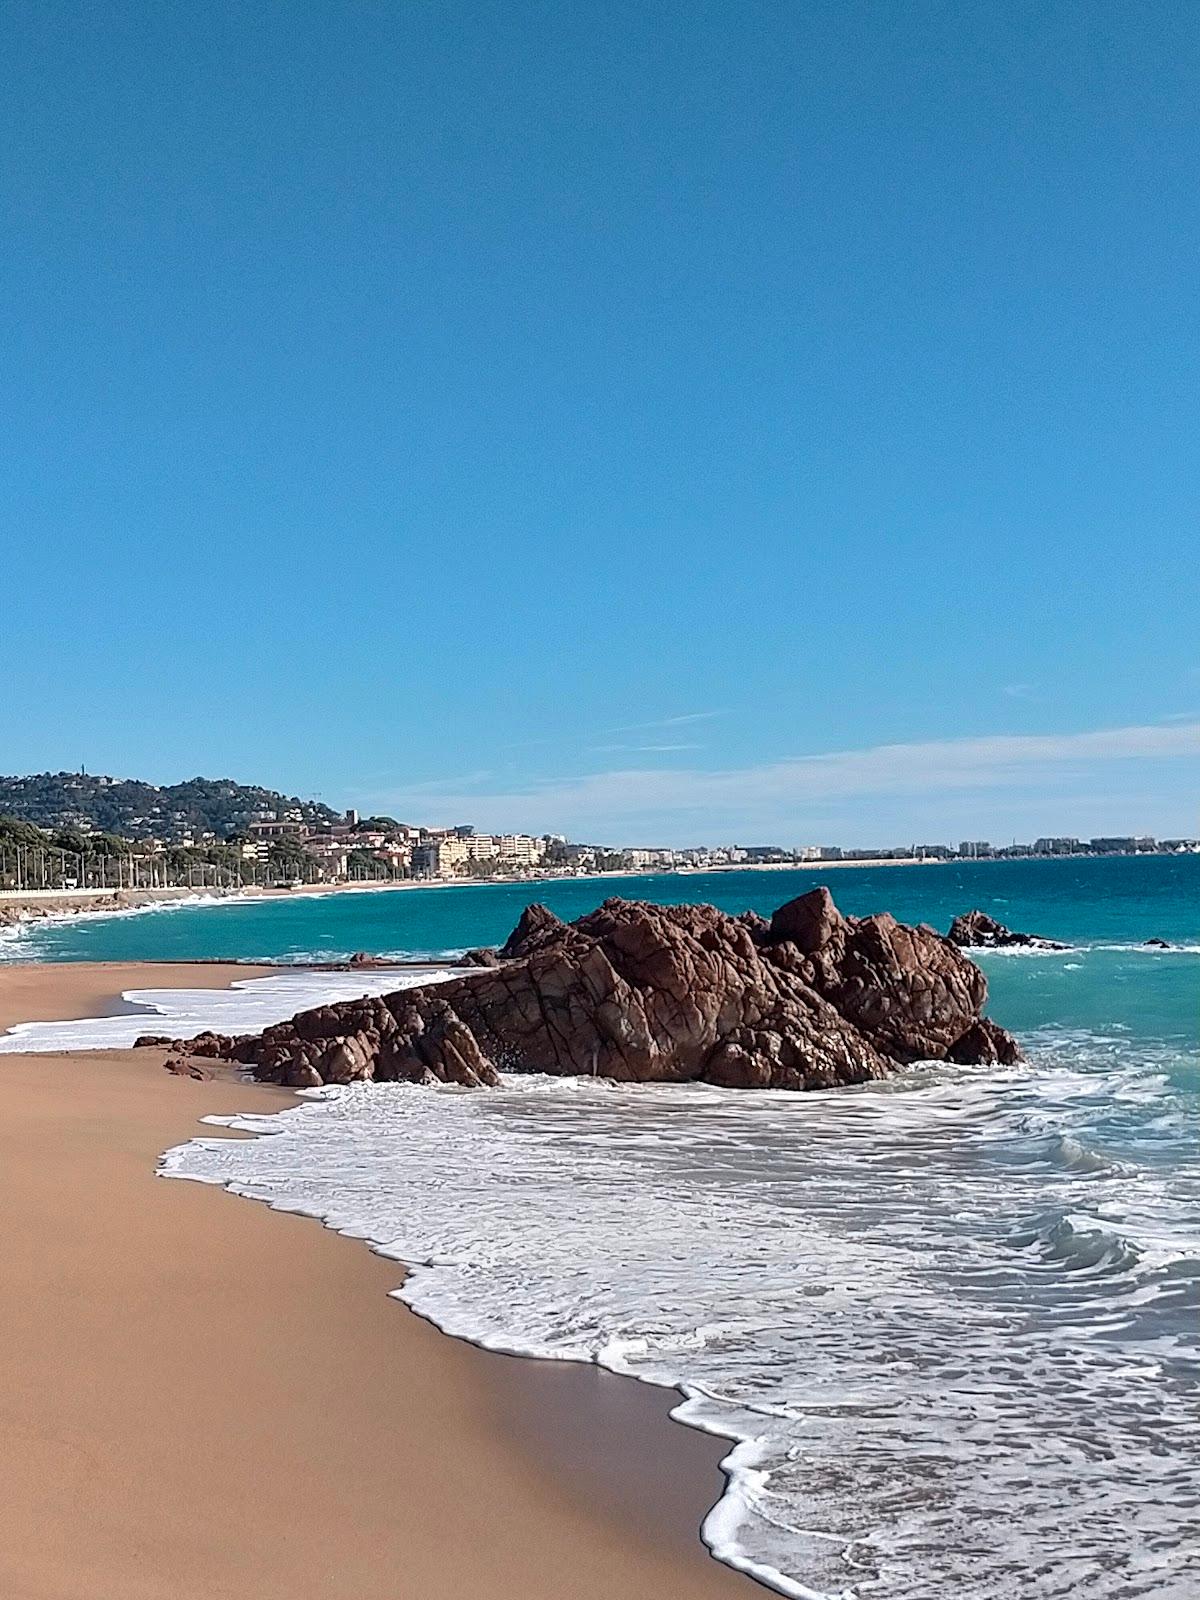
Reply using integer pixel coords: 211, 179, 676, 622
0, 816, 332, 892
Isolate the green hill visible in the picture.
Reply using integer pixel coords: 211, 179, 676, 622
0, 771, 340, 843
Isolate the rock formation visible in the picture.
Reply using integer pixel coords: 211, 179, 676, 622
461, 946, 501, 967
947, 909, 1068, 951
498, 902, 570, 959
137, 888, 1020, 1091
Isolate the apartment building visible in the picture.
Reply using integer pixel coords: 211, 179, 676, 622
497, 834, 543, 865
628, 847, 676, 869
411, 835, 471, 876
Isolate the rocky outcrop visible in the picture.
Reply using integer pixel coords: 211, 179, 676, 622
461, 946, 501, 967
140, 888, 1020, 1091
498, 902, 570, 959
947, 909, 1068, 951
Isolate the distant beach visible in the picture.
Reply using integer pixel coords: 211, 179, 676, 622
0, 851, 943, 943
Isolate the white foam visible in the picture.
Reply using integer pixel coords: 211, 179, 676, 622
161, 1042, 1200, 1598
971, 941, 1200, 958
0, 884, 433, 963
0, 968, 456, 1053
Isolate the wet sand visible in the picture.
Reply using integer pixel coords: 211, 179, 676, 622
0, 964, 755, 1599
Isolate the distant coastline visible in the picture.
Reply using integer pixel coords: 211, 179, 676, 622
4, 771, 1194, 912
0, 854, 956, 940
0, 846, 1179, 947
4, 851, 1190, 960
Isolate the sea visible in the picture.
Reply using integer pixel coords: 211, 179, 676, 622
2, 857, 1197, 1598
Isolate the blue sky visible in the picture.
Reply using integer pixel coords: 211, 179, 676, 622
2, 1, 1197, 845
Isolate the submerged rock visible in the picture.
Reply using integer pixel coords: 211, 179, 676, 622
143, 888, 1020, 1091
947, 909, 1068, 951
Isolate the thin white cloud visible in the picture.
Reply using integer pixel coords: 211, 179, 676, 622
604, 709, 726, 735
588, 742, 706, 754
370, 722, 1200, 841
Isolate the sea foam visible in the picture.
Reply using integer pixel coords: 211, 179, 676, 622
161, 1033, 1200, 1599
0, 968, 453, 1054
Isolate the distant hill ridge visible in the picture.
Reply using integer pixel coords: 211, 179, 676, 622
0, 771, 340, 843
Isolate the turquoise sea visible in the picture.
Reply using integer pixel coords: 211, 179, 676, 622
6, 854, 1198, 1046
5, 855, 1198, 1596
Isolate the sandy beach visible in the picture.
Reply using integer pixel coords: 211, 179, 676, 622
0, 963, 754, 1599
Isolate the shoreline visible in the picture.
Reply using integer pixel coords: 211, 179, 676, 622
0, 963, 758, 1599
0, 855, 949, 950
2, 848, 1188, 947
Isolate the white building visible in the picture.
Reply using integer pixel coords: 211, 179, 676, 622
497, 834, 543, 865
434, 835, 471, 872
628, 848, 676, 869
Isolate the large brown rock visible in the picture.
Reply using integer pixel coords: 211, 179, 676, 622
148, 887, 1019, 1091
767, 884, 843, 953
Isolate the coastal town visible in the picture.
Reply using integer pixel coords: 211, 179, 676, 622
170, 816, 1200, 883
0, 772, 1195, 895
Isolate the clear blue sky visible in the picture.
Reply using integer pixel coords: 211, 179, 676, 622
3, 1, 1198, 845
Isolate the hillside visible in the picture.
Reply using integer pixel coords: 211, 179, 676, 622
0, 772, 340, 843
